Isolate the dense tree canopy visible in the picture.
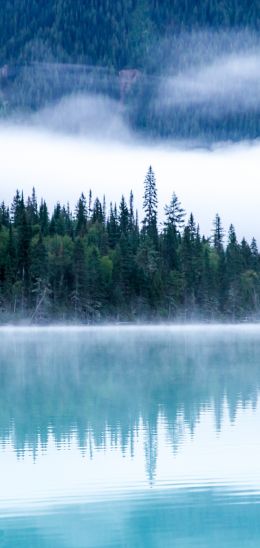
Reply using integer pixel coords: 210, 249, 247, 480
0, 1, 258, 68
0, 167, 259, 323
0, 3, 259, 140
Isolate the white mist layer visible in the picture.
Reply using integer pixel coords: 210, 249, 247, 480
160, 51, 260, 112
0, 123, 259, 242
157, 31, 260, 115
31, 94, 132, 139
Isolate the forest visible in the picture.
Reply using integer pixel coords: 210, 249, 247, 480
0, 0, 258, 68
0, 167, 259, 323
0, 2, 259, 140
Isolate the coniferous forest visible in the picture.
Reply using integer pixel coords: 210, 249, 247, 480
0, 167, 260, 323
0, 2, 259, 141
0, 0, 258, 68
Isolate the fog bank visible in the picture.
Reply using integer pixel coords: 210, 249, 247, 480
156, 32, 260, 118
160, 51, 260, 114
0, 122, 259, 243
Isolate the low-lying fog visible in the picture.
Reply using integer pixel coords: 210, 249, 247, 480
1, 31, 259, 242
0, 119, 259, 242
158, 32, 260, 114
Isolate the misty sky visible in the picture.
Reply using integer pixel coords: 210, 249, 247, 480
0, 123, 259, 243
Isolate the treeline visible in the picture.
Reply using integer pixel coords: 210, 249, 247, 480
0, 0, 258, 68
0, 167, 259, 322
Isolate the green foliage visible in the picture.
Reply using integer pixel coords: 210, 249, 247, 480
142, 166, 158, 247
0, 170, 260, 322
0, 1, 258, 68
0, 3, 259, 141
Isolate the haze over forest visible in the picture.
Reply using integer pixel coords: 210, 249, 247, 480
0, 0, 259, 321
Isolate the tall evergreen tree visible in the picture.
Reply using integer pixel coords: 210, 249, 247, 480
119, 196, 129, 235
72, 237, 87, 317
75, 193, 87, 236
142, 166, 158, 247
164, 193, 185, 233
39, 200, 49, 236
213, 214, 224, 252
26, 187, 39, 226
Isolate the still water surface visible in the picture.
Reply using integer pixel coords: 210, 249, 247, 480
1, 325, 260, 547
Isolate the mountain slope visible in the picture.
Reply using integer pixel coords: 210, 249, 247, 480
0, 0, 259, 68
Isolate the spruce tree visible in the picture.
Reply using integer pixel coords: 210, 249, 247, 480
142, 166, 158, 247
213, 214, 224, 252
226, 225, 242, 317
164, 193, 185, 232
72, 237, 87, 317
75, 193, 87, 236
17, 202, 32, 308
163, 193, 184, 272
119, 196, 129, 235
39, 200, 49, 236
250, 238, 259, 272
0, 202, 10, 228
92, 199, 104, 225
26, 187, 39, 226
107, 203, 120, 249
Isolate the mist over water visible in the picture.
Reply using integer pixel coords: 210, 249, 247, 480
1, 325, 260, 484
0, 27, 260, 548
1, 326, 260, 546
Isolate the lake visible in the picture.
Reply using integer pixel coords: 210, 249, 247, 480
0, 325, 260, 547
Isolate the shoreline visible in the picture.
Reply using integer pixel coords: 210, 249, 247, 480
1, 321, 260, 331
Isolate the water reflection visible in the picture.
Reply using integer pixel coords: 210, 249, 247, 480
1, 326, 260, 546
0, 326, 259, 477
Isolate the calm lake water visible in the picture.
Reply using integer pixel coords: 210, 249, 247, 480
1, 325, 260, 547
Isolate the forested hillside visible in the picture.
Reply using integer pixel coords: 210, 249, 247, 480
0, 167, 259, 323
0, 2, 259, 140
0, 0, 258, 68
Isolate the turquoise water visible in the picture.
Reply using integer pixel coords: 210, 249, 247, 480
1, 325, 260, 547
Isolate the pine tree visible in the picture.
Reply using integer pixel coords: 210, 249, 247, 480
250, 238, 259, 272
226, 225, 242, 317
0, 202, 10, 228
6, 225, 16, 287
129, 190, 135, 230
30, 232, 48, 283
164, 193, 185, 232
17, 202, 32, 308
119, 196, 129, 235
92, 198, 104, 225
75, 193, 87, 236
30, 232, 50, 320
180, 223, 194, 309
11, 190, 24, 227
72, 237, 87, 317
142, 166, 158, 247
39, 200, 49, 236
26, 187, 39, 226
226, 224, 241, 283
107, 203, 120, 249
213, 214, 224, 252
